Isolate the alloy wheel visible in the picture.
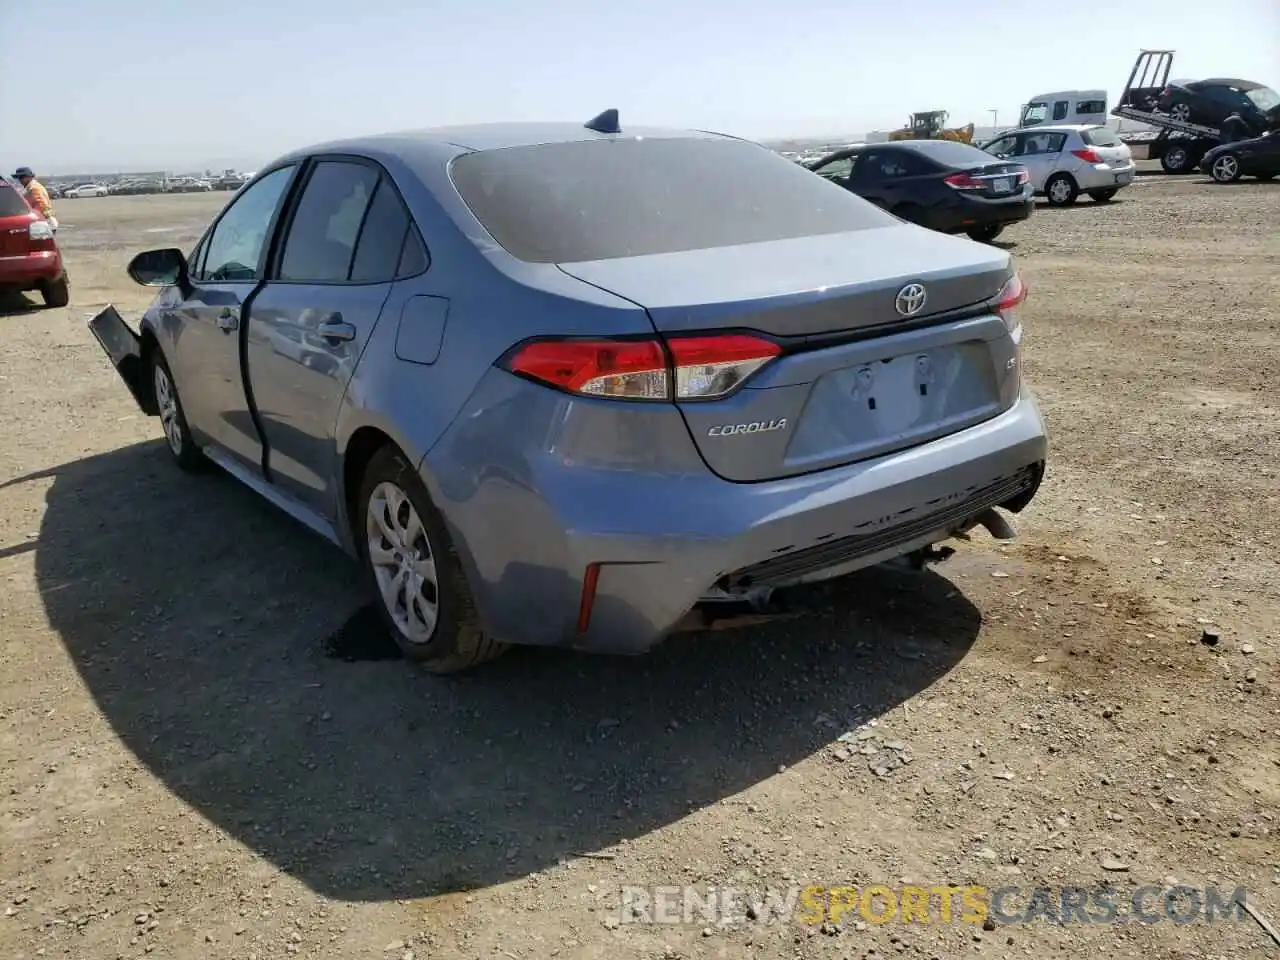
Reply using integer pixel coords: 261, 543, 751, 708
1049, 179, 1072, 204
154, 364, 183, 455
365, 481, 440, 643
1212, 155, 1240, 182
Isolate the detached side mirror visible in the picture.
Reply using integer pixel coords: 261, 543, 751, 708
128, 248, 186, 287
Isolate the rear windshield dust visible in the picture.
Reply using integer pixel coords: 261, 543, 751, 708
450, 137, 895, 263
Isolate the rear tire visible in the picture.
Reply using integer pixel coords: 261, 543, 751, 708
1088, 189, 1118, 203
1160, 146, 1192, 174
41, 274, 69, 308
356, 446, 506, 674
150, 349, 206, 472
891, 202, 926, 227
1044, 173, 1078, 206
965, 224, 1004, 243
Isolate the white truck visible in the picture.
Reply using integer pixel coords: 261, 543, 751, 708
1018, 91, 1109, 128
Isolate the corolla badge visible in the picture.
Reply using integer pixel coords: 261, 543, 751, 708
895, 282, 927, 318
708, 418, 788, 438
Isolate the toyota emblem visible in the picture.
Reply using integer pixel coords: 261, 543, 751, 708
895, 282, 927, 318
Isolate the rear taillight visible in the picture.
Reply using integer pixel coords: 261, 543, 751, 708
994, 273, 1027, 338
27, 220, 55, 250
503, 334, 782, 401
944, 172, 986, 191
1071, 147, 1101, 163
1014, 170, 1030, 185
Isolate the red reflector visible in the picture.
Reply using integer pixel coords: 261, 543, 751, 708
1015, 170, 1030, 185
1071, 148, 1101, 163
576, 562, 601, 633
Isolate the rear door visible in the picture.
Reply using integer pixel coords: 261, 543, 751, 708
170, 164, 298, 469
849, 149, 925, 213
245, 157, 416, 517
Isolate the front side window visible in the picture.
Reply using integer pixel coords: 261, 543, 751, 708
1052, 101, 1070, 121
199, 166, 294, 282
278, 161, 379, 282
1022, 103, 1047, 125
1245, 86, 1280, 113
984, 136, 1018, 157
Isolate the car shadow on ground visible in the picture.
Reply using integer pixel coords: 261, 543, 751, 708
1033, 198, 1128, 212
0, 291, 43, 317
19, 439, 984, 903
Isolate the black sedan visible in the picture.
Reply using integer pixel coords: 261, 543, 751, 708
1199, 129, 1280, 183
807, 140, 1033, 243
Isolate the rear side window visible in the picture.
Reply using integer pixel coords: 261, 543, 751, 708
1077, 100, 1106, 115
450, 137, 894, 264
1081, 128, 1121, 147
279, 161, 378, 282
0, 184, 31, 217
1052, 101, 1070, 121
349, 178, 413, 282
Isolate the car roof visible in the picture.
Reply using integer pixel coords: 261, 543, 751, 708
275, 121, 735, 166
1192, 78, 1263, 91
998, 124, 1100, 134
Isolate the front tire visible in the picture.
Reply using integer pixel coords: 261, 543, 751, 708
150, 350, 205, 472
1210, 154, 1243, 183
1044, 173, 1078, 206
1088, 189, 1118, 203
357, 446, 506, 674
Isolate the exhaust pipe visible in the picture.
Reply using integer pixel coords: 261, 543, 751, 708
973, 508, 1016, 540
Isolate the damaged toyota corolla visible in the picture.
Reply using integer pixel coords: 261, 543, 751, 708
87, 111, 1047, 674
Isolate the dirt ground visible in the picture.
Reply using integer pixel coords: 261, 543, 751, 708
2, 177, 1278, 960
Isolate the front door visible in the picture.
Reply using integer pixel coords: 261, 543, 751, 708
246, 158, 421, 518
171, 165, 298, 469
1013, 131, 1067, 191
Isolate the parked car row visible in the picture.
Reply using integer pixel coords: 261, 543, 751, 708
46, 173, 252, 198
804, 121, 1138, 244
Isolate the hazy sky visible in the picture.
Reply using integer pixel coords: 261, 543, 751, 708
3, 0, 1277, 173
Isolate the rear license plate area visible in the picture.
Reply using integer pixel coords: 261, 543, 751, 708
1115, 170, 1132, 184
782, 342, 1006, 470
990, 177, 1013, 194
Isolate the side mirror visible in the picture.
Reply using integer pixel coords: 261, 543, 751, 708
128, 248, 186, 287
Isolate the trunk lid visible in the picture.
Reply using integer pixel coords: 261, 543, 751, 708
560, 226, 1020, 483
558, 223, 1010, 337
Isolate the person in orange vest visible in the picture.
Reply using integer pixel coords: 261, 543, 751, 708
12, 166, 57, 232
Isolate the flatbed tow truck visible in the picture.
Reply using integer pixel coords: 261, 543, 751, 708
1113, 49, 1227, 174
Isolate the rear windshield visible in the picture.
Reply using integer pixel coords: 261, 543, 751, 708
0, 184, 31, 217
449, 137, 893, 263
1081, 128, 1121, 147
898, 140, 999, 168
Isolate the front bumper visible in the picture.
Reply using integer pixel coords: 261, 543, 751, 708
432, 378, 1048, 655
0, 250, 63, 290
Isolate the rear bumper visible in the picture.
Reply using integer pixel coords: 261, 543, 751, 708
932, 188, 1035, 233
0, 250, 63, 289
431, 377, 1048, 655
1074, 164, 1137, 190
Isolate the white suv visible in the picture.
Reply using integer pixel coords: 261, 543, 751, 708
980, 125, 1135, 206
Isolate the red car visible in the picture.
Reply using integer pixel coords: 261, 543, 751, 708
0, 178, 68, 307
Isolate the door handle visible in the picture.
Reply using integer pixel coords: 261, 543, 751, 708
216, 310, 239, 332
318, 315, 357, 343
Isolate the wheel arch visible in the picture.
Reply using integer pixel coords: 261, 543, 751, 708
337, 421, 494, 637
